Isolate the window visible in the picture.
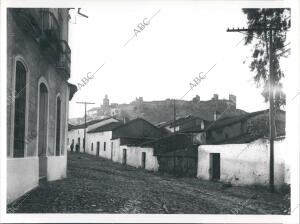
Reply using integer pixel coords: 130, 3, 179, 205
55, 96, 61, 156
225, 133, 229, 139
111, 142, 113, 150
13, 61, 27, 157
67, 138, 69, 145
91, 143, 94, 151
104, 142, 106, 151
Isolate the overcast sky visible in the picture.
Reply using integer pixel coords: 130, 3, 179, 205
68, 1, 290, 119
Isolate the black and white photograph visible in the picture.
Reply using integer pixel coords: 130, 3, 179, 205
0, 0, 299, 223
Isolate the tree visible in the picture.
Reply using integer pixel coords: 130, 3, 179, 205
242, 8, 290, 109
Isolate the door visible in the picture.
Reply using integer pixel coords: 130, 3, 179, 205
141, 152, 146, 169
122, 148, 127, 165
96, 141, 100, 156
210, 153, 220, 180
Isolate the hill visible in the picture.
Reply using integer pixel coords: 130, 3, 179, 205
69, 94, 248, 125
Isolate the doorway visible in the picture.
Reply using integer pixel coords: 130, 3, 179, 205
122, 148, 127, 165
38, 83, 48, 179
210, 153, 220, 181
141, 152, 146, 169
96, 141, 100, 156
77, 137, 80, 152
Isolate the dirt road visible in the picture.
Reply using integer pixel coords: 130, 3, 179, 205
8, 152, 290, 214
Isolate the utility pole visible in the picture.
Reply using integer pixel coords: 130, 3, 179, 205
173, 99, 176, 133
76, 101, 95, 153
173, 99, 176, 174
227, 26, 281, 192
268, 29, 275, 192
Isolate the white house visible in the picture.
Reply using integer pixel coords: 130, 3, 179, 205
67, 117, 119, 153
197, 139, 289, 190
86, 121, 123, 158
87, 118, 166, 171
114, 145, 158, 171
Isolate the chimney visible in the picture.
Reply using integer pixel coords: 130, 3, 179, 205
214, 111, 220, 121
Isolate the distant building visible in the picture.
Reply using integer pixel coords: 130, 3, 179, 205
7, 8, 76, 204
110, 103, 120, 117
86, 95, 120, 120
86, 107, 100, 119
67, 117, 119, 153
157, 115, 208, 133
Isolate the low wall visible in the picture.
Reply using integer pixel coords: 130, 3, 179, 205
116, 145, 159, 171
197, 139, 289, 189
47, 155, 67, 181
7, 157, 39, 204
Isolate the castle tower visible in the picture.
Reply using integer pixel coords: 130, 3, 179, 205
229, 94, 236, 109
103, 94, 110, 108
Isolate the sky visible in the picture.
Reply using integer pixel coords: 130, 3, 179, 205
67, 1, 290, 119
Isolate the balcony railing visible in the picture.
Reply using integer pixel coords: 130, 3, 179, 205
56, 40, 71, 78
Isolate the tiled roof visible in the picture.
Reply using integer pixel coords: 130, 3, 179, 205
87, 121, 123, 133
69, 117, 117, 130
157, 115, 207, 128
141, 133, 192, 146
180, 125, 205, 133
206, 110, 270, 131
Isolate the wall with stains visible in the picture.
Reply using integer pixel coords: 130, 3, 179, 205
114, 145, 158, 171
197, 139, 289, 190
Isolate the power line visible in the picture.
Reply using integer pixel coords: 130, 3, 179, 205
76, 101, 95, 153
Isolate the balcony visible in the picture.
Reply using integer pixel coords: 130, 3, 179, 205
12, 9, 71, 78
56, 40, 71, 78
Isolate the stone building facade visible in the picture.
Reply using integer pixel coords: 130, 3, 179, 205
7, 8, 76, 204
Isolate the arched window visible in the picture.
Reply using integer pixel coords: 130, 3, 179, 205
13, 61, 27, 157
55, 96, 61, 156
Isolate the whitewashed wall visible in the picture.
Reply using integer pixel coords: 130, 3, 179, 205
114, 145, 158, 171
86, 131, 114, 160
67, 129, 84, 152
7, 157, 39, 204
47, 155, 67, 181
197, 139, 289, 189
112, 139, 121, 162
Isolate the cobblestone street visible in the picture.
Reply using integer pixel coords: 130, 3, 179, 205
8, 152, 290, 214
